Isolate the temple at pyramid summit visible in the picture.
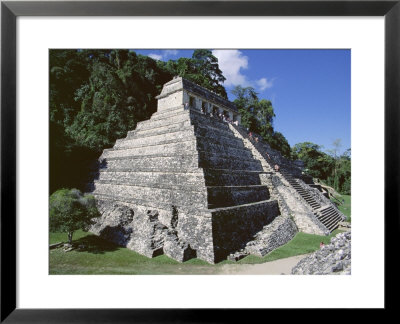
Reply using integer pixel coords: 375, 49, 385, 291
89, 77, 346, 264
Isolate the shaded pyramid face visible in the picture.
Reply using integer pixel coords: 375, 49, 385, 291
90, 100, 280, 263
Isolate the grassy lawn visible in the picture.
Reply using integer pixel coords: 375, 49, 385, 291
49, 228, 344, 274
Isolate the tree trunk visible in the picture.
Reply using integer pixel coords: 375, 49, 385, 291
68, 232, 73, 245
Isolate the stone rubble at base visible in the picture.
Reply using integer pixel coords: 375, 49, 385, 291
291, 231, 351, 275
89, 77, 347, 264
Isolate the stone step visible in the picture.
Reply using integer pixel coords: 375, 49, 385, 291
318, 210, 340, 224
308, 202, 321, 208
198, 151, 264, 171
207, 185, 270, 208
324, 215, 342, 231
317, 212, 335, 223
318, 214, 341, 229
203, 169, 263, 186
294, 187, 308, 194
321, 206, 335, 215
197, 140, 254, 159
304, 199, 320, 206
128, 120, 192, 138
327, 219, 341, 231
302, 194, 316, 202
195, 130, 246, 149
193, 121, 239, 140
116, 128, 195, 149
196, 135, 246, 151
103, 139, 197, 159
100, 152, 199, 172
189, 110, 231, 131
293, 188, 317, 199
97, 170, 205, 187
115, 133, 198, 151
320, 211, 338, 219
93, 182, 208, 208
150, 105, 185, 120
135, 110, 190, 131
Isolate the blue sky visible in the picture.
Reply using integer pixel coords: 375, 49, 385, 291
135, 49, 350, 155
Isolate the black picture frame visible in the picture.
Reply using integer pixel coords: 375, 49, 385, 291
1, 0, 398, 322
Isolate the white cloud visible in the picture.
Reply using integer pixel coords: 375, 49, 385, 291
212, 50, 249, 86
256, 78, 274, 91
148, 53, 163, 61
212, 49, 273, 92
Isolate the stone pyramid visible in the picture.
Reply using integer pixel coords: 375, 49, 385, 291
89, 77, 346, 264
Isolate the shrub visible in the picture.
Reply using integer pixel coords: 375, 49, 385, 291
49, 188, 100, 244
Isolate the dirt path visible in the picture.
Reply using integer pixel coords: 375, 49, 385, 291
217, 254, 308, 275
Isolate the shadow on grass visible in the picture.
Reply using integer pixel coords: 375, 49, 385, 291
72, 234, 120, 254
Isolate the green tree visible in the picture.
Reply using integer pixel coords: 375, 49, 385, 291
160, 49, 227, 98
327, 147, 351, 195
49, 189, 100, 244
268, 131, 291, 158
231, 85, 259, 131
292, 142, 334, 179
70, 50, 171, 151
232, 85, 291, 158
255, 99, 275, 137
292, 141, 351, 195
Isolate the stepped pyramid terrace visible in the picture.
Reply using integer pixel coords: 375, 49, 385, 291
89, 77, 346, 264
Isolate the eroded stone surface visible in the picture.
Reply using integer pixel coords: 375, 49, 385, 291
291, 231, 351, 275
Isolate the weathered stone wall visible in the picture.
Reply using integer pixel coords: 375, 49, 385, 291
91, 200, 215, 262
245, 215, 298, 257
157, 91, 183, 111
211, 200, 280, 262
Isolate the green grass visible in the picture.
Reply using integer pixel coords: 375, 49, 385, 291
49, 228, 344, 274
50, 230, 216, 275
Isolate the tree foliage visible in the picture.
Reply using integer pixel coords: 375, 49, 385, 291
291, 141, 351, 194
231, 85, 291, 158
49, 189, 100, 244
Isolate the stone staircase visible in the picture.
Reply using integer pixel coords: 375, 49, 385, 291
316, 205, 344, 232
230, 124, 345, 233
279, 170, 321, 210
90, 106, 281, 263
